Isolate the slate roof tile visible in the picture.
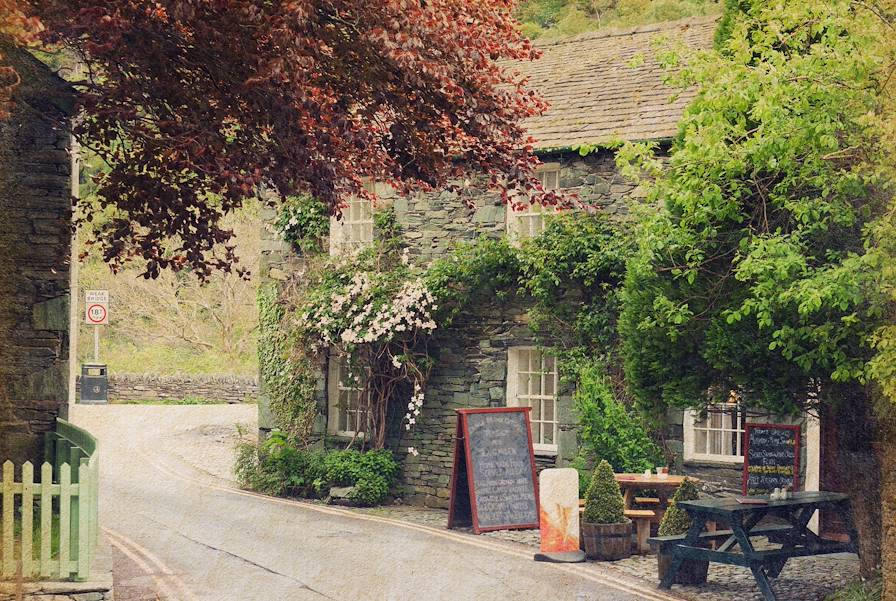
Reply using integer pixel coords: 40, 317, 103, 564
518, 16, 718, 150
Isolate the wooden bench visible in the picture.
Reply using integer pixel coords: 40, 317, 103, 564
625, 509, 657, 554
634, 496, 661, 505
648, 523, 794, 551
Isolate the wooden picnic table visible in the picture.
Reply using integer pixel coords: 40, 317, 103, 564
614, 473, 692, 512
653, 491, 859, 601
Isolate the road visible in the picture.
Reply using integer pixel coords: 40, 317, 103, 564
70, 404, 679, 601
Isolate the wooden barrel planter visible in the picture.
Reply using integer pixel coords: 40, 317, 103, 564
581, 520, 632, 560
657, 547, 709, 585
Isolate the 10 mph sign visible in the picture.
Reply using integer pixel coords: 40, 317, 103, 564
85, 290, 109, 325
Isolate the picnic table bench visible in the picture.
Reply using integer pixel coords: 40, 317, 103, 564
649, 491, 859, 601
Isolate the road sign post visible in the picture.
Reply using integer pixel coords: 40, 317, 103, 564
85, 290, 109, 361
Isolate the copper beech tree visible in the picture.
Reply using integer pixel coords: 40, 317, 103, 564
2, 0, 557, 277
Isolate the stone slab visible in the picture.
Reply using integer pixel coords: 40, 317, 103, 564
538, 467, 581, 554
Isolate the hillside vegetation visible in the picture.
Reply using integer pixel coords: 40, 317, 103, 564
517, 0, 721, 39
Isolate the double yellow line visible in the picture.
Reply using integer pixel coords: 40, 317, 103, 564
141, 452, 684, 601
104, 526, 198, 601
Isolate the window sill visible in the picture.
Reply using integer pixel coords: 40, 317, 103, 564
534, 449, 558, 458
683, 458, 744, 469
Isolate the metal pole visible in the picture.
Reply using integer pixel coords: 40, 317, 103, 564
93, 325, 99, 362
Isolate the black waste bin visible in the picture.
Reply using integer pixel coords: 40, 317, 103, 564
80, 363, 108, 404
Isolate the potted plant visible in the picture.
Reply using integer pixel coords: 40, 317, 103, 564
580, 460, 632, 561
656, 478, 709, 585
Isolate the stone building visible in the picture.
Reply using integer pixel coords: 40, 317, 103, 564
259, 17, 722, 505
260, 17, 835, 530
0, 43, 74, 465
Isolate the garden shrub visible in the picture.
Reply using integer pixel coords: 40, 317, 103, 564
234, 437, 398, 506
324, 448, 399, 505
582, 459, 626, 524
657, 478, 699, 536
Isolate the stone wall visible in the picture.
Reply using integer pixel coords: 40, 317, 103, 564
387, 299, 576, 507
0, 44, 74, 465
391, 148, 638, 265
76, 373, 258, 403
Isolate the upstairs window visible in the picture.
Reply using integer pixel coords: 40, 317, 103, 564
330, 181, 375, 255
506, 347, 559, 454
506, 164, 561, 243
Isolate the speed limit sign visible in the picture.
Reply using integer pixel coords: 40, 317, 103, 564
85, 290, 109, 325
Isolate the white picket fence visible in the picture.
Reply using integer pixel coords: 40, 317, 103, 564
0, 420, 99, 581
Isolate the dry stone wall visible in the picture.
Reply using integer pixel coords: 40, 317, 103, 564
75, 373, 258, 403
0, 45, 74, 465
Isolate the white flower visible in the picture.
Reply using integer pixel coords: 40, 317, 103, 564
408, 446, 419, 457
405, 423, 411, 431
392, 356, 402, 369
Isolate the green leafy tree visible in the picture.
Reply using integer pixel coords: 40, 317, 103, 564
574, 362, 663, 473
616, 0, 893, 578
583, 459, 626, 524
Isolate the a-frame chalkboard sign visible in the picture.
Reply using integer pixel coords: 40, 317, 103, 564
742, 423, 801, 495
447, 407, 539, 534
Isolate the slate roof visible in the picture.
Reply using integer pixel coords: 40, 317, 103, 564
518, 16, 718, 151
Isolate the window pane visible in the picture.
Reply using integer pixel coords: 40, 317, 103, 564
531, 422, 542, 443
543, 399, 554, 422
531, 401, 541, 421
709, 430, 722, 455
544, 424, 554, 444
696, 429, 707, 455
518, 372, 529, 398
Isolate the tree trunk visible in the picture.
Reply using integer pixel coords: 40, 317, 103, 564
828, 385, 882, 579
882, 439, 896, 601
877, 395, 896, 601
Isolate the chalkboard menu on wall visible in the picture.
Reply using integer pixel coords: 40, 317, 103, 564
742, 424, 801, 495
447, 408, 539, 534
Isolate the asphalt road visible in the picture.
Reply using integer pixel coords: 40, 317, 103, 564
70, 404, 679, 601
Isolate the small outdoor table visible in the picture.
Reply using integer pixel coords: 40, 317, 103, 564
657, 491, 859, 601
614, 473, 692, 511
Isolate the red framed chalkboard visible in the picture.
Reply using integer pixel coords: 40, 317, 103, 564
447, 407, 540, 534
742, 423, 801, 495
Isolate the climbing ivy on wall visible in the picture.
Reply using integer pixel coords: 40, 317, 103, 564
257, 283, 319, 439
274, 195, 330, 254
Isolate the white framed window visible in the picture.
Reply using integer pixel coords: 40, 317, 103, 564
329, 181, 375, 256
506, 347, 558, 454
327, 354, 368, 437
506, 163, 561, 243
683, 402, 746, 463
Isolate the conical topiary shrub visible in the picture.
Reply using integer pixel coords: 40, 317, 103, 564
656, 478, 707, 585
583, 459, 626, 524
658, 477, 699, 535
580, 459, 631, 560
